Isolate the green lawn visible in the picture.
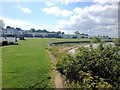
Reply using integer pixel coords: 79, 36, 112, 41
2, 38, 55, 88
2, 38, 91, 88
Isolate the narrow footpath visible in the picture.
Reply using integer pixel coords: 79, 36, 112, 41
49, 52, 64, 89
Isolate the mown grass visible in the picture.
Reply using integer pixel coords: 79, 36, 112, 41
2, 38, 55, 88
2, 38, 91, 88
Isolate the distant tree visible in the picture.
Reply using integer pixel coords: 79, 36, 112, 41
81, 33, 85, 35
16, 27, 21, 31
36, 29, 41, 32
43, 29, 48, 33
57, 31, 61, 35
74, 31, 80, 35
51, 31, 55, 33
6, 26, 11, 29
30, 28, 36, 32
62, 32, 65, 34
11, 27, 14, 29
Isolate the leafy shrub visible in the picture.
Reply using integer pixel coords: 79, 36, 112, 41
92, 37, 101, 43
57, 43, 120, 89
48, 46, 61, 58
113, 38, 120, 46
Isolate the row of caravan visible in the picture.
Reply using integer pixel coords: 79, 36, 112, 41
0, 31, 17, 46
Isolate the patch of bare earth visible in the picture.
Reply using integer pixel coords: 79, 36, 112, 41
49, 52, 64, 89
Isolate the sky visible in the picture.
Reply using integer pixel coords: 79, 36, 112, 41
0, 0, 119, 37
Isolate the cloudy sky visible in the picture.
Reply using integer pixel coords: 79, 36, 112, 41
0, 0, 119, 37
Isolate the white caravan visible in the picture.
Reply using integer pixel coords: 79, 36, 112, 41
0, 30, 17, 45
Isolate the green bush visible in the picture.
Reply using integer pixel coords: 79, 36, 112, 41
48, 46, 61, 58
113, 38, 120, 46
57, 43, 120, 89
92, 37, 101, 43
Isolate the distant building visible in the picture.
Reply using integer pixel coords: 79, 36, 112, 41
33, 32, 48, 37
1, 26, 92, 39
6, 27, 18, 35
0, 28, 17, 45
60, 34, 76, 38
97, 35, 112, 42
23, 30, 33, 37
47, 33, 57, 38
76, 34, 89, 38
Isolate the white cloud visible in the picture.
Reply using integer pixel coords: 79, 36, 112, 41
43, 6, 60, 16
58, 3, 118, 37
43, 6, 73, 17
1, 2, 118, 37
59, 0, 119, 5
46, 2, 55, 7
94, 0, 119, 3
0, 17, 61, 32
17, 5, 32, 14
60, 10, 73, 17
1, 17, 28, 28
57, 0, 86, 6
0, 17, 42, 30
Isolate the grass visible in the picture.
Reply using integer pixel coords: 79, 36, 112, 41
2, 38, 91, 88
2, 38, 55, 88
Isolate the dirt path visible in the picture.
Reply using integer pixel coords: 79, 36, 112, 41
49, 52, 64, 88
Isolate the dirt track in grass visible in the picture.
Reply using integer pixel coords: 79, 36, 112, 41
49, 52, 63, 88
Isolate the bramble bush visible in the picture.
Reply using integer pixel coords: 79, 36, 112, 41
91, 37, 101, 43
56, 43, 120, 89
113, 38, 120, 47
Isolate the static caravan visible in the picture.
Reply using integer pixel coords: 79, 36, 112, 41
0, 30, 17, 46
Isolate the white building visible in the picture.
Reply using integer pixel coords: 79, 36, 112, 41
6, 27, 18, 35
33, 32, 48, 37
60, 34, 76, 38
75, 34, 89, 38
0, 28, 17, 45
